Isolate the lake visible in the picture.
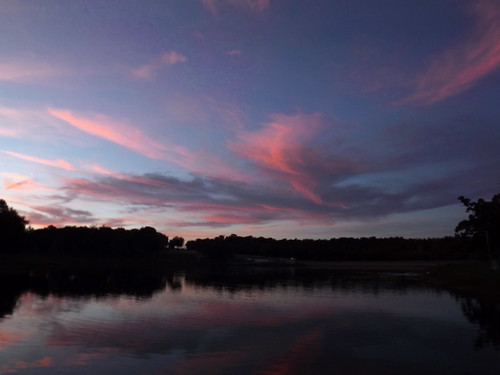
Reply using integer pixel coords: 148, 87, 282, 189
0, 265, 499, 374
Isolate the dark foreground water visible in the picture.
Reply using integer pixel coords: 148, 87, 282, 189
0, 266, 499, 374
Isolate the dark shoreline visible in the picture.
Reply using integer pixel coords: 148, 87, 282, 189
1, 254, 499, 303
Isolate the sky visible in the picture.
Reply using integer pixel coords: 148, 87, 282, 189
1, 0, 499, 240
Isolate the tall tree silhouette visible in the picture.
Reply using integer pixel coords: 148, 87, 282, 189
0, 199, 28, 252
456, 193, 500, 268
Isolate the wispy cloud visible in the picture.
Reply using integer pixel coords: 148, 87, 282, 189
200, 0, 270, 15
132, 51, 187, 80
1, 173, 47, 191
56, 164, 475, 233
2, 150, 74, 170
0, 357, 51, 375
5, 192, 112, 228
0, 60, 64, 83
59, 170, 330, 228
0, 106, 81, 142
227, 49, 243, 56
88, 163, 176, 188
28, 205, 95, 226
13, 111, 495, 234
396, 0, 500, 105
227, 112, 356, 204
0, 331, 30, 351
48, 108, 173, 160
8, 134, 488, 235
48, 108, 245, 181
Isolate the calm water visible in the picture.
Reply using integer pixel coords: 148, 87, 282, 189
0, 266, 499, 374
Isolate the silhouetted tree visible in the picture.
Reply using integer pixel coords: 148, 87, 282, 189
456, 193, 500, 268
169, 236, 184, 248
186, 234, 464, 261
26, 224, 168, 257
0, 199, 28, 252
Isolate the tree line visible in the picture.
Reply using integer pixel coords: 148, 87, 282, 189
186, 193, 499, 262
27, 225, 169, 256
0, 193, 498, 262
186, 234, 473, 261
0, 199, 180, 257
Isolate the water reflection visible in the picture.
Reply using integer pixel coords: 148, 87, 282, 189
0, 266, 499, 374
183, 266, 426, 294
0, 269, 167, 320
460, 298, 500, 348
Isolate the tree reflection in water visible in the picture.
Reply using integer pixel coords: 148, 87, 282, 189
0, 268, 170, 320
0, 265, 498, 350
460, 298, 500, 348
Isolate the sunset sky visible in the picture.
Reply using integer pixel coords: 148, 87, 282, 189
1, 0, 499, 240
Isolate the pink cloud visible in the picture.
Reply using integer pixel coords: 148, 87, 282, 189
0, 331, 30, 351
59, 171, 333, 232
227, 113, 329, 203
48, 108, 172, 160
132, 51, 187, 80
1, 173, 47, 191
162, 51, 187, 65
0, 357, 51, 374
29, 204, 94, 225
48, 108, 244, 181
396, 0, 500, 105
2, 150, 73, 170
227, 49, 243, 56
200, 0, 270, 15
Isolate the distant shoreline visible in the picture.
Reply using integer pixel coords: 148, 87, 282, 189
0, 252, 482, 273
1, 253, 498, 303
